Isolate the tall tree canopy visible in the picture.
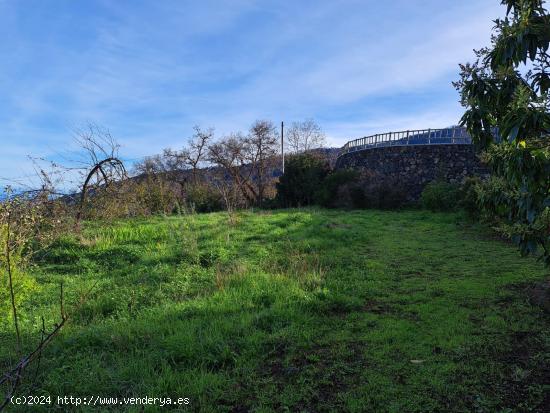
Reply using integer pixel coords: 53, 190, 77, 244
455, 0, 550, 264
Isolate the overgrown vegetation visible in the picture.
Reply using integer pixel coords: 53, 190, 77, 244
275, 153, 330, 207
2, 1, 549, 411
23, 118, 327, 224
275, 154, 408, 210
420, 181, 461, 212
0, 209, 547, 412
0, 188, 69, 409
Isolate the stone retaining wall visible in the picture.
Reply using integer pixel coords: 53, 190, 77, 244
335, 144, 487, 200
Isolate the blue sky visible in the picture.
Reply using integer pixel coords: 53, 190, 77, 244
0, 0, 504, 186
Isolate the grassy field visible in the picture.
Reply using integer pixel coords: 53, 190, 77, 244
1, 209, 549, 412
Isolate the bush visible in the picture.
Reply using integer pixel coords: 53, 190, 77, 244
459, 176, 482, 218
318, 174, 407, 210
185, 184, 223, 213
454, 175, 521, 224
314, 169, 359, 207
276, 158, 408, 210
127, 178, 180, 216
275, 153, 330, 207
421, 180, 461, 211
362, 178, 408, 210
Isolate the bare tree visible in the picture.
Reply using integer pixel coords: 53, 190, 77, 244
208, 133, 258, 205
73, 124, 127, 229
211, 170, 239, 225
185, 126, 213, 184
162, 126, 213, 184
246, 120, 279, 203
286, 119, 326, 154
207, 121, 280, 207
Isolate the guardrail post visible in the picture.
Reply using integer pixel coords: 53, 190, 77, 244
427, 128, 431, 144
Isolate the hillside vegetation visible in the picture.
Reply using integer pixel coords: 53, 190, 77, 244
2, 209, 549, 412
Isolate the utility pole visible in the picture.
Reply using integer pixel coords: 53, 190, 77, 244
281, 121, 285, 174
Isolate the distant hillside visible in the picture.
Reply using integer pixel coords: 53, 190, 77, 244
132, 147, 341, 183
0, 147, 342, 205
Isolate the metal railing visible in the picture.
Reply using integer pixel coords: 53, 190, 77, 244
339, 127, 475, 156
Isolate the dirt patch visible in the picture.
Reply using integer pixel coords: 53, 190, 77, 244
363, 300, 394, 314
526, 279, 550, 313
289, 342, 367, 411
494, 331, 550, 411
363, 300, 421, 321
256, 341, 367, 411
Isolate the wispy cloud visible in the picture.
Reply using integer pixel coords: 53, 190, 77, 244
0, 0, 504, 185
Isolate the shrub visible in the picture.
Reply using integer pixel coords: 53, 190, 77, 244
314, 169, 359, 207
459, 176, 482, 218
125, 178, 180, 216
362, 178, 408, 210
421, 180, 461, 211
185, 184, 223, 213
276, 159, 408, 210
319, 174, 408, 210
275, 153, 330, 207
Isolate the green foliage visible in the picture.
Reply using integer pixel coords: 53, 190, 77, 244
459, 176, 483, 218
358, 178, 408, 210
476, 176, 519, 221
276, 158, 407, 210
185, 183, 223, 213
456, 175, 550, 261
275, 153, 330, 207
130, 177, 179, 216
314, 169, 359, 207
0, 225, 39, 329
0, 190, 59, 343
456, 0, 550, 264
421, 180, 461, 211
2, 210, 548, 411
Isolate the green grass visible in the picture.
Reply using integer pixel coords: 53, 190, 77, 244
1, 209, 549, 412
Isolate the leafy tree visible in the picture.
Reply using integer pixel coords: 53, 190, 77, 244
275, 153, 330, 207
314, 169, 359, 207
455, 0, 550, 264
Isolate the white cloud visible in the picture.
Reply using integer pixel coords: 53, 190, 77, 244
0, 0, 507, 184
